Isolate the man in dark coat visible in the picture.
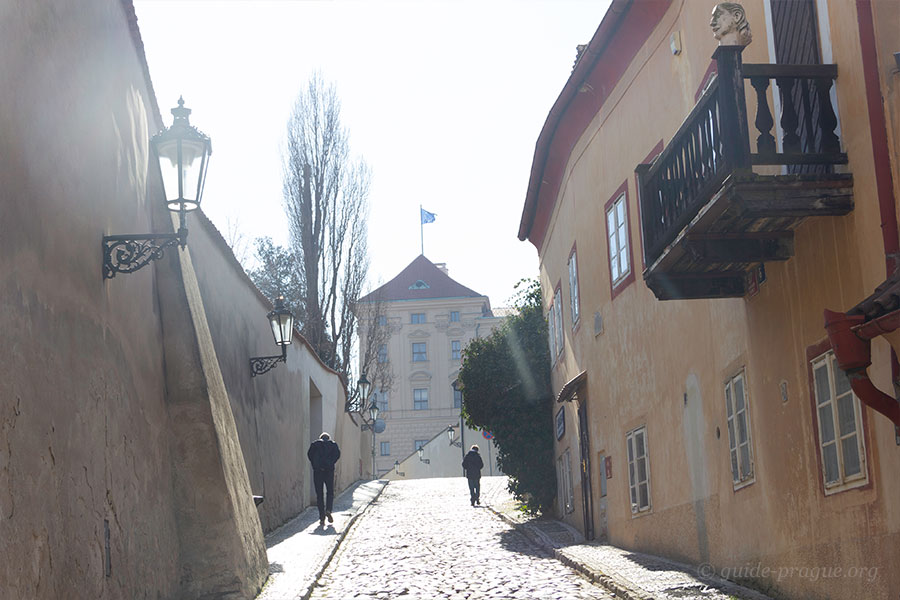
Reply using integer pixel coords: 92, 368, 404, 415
307, 432, 341, 526
462, 444, 484, 506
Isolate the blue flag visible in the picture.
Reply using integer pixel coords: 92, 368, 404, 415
421, 208, 436, 224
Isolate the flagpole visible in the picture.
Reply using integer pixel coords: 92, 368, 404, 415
420, 204, 424, 255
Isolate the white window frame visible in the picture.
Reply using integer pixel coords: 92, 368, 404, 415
452, 382, 463, 409
451, 340, 461, 360
606, 193, 631, 286
380, 441, 390, 456
414, 439, 428, 451
377, 344, 388, 363
377, 315, 387, 326
450, 311, 460, 322
548, 300, 558, 360
411, 312, 426, 324
725, 370, 755, 489
553, 286, 564, 356
556, 449, 575, 514
413, 388, 429, 410
811, 351, 868, 494
568, 249, 580, 326
626, 425, 651, 514
373, 390, 388, 413
412, 342, 427, 362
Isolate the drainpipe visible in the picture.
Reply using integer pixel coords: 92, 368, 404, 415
823, 309, 900, 426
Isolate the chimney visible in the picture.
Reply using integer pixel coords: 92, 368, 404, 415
434, 262, 449, 275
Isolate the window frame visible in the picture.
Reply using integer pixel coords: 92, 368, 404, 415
626, 425, 651, 515
724, 370, 755, 490
452, 382, 463, 409
604, 182, 635, 298
411, 342, 427, 362
411, 312, 426, 324
450, 311, 460, 322
548, 298, 558, 361
809, 349, 869, 495
451, 340, 461, 360
380, 441, 390, 456
413, 388, 429, 410
553, 283, 564, 358
377, 343, 388, 364
567, 244, 580, 328
414, 439, 428, 451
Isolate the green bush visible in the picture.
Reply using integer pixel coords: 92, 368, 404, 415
459, 280, 556, 515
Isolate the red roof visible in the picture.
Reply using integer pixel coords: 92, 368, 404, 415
359, 255, 487, 303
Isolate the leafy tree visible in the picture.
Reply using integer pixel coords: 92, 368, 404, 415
246, 237, 305, 322
458, 279, 556, 515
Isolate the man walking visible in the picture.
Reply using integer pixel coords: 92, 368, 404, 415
307, 432, 341, 526
462, 444, 484, 506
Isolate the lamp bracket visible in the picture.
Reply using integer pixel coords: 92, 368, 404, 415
103, 228, 187, 279
450, 440, 462, 448
249, 345, 287, 377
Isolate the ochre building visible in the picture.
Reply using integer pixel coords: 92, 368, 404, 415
518, 1, 900, 598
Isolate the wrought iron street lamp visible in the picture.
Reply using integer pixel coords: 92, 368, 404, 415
103, 97, 212, 278
249, 297, 294, 377
393, 460, 405, 477
357, 374, 382, 478
447, 424, 462, 447
416, 446, 430, 465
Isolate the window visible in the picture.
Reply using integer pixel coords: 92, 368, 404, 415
626, 426, 651, 514
377, 344, 388, 363
553, 286, 564, 356
377, 315, 387, 326
556, 450, 575, 514
725, 371, 754, 487
453, 382, 463, 409
568, 249, 580, 326
380, 441, 390, 456
450, 311, 460, 322
451, 340, 461, 360
812, 351, 867, 493
414, 439, 428, 451
412, 342, 427, 361
413, 388, 429, 410
411, 313, 426, 324
548, 300, 558, 360
606, 192, 631, 286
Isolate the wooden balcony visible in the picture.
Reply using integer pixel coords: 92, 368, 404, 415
637, 46, 853, 301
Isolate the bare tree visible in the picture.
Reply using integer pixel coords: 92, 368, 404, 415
283, 72, 370, 384
353, 292, 394, 412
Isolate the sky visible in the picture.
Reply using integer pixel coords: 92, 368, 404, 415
134, 0, 611, 307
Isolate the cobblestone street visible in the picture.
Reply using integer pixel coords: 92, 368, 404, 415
309, 477, 609, 600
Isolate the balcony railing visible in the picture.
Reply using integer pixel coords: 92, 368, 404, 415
637, 46, 847, 268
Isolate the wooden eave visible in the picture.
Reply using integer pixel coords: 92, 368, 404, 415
644, 172, 854, 301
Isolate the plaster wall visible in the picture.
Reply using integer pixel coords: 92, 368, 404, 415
0, 1, 183, 597
538, 1, 900, 598
187, 213, 365, 532
384, 422, 501, 481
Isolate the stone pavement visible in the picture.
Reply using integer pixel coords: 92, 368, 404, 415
309, 477, 611, 599
484, 480, 773, 600
256, 476, 773, 600
255, 479, 386, 600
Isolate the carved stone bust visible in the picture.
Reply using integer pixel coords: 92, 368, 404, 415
710, 2, 752, 46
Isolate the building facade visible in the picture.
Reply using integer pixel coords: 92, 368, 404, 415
357, 256, 503, 476
519, 1, 900, 598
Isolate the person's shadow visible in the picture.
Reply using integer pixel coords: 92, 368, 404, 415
309, 523, 338, 536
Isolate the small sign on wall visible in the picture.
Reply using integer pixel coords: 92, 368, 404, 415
605, 455, 612, 479
555, 406, 566, 440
